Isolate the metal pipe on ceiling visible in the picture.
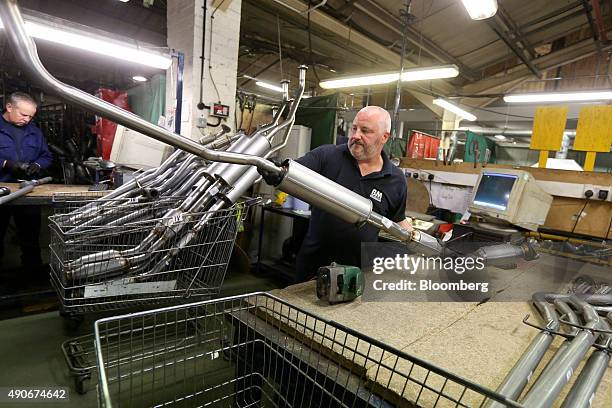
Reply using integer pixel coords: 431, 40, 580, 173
269, 0, 327, 15
590, 0, 609, 45
487, 16, 541, 77
581, 0, 602, 52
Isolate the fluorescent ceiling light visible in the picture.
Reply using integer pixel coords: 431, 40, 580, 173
461, 0, 498, 20
256, 81, 284, 93
0, 19, 171, 69
494, 135, 506, 140
433, 99, 477, 121
401, 66, 459, 81
132, 75, 147, 82
504, 91, 612, 103
319, 65, 459, 89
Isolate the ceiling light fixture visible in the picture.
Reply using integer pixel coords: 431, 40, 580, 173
132, 75, 147, 82
494, 135, 506, 140
504, 91, 612, 103
256, 81, 284, 93
461, 0, 498, 20
0, 19, 171, 69
319, 65, 459, 89
433, 99, 477, 121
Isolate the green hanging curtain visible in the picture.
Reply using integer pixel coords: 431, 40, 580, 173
127, 74, 166, 124
295, 93, 338, 149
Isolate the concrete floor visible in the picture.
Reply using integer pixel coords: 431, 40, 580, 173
0, 213, 287, 407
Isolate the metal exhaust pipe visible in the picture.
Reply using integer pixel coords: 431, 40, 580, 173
520, 295, 604, 407
560, 316, 611, 408
0, 0, 278, 174
485, 292, 561, 408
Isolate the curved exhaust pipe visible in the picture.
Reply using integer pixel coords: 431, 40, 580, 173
0, 0, 279, 174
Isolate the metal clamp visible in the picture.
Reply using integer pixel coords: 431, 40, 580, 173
522, 314, 573, 339
558, 318, 612, 334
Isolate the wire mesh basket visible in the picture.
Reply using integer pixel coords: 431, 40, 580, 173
95, 292, 523, 408
49, 193, 257, 314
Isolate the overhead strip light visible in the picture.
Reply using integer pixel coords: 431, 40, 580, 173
319, 65, 459, 89
433, 99, 477, 121
256, 81, 284, 93
461, 0, 498, 20
504, 91, 612, 103
0, 19, 172, 69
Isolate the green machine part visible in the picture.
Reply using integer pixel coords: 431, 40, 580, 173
316, 262, 364, 304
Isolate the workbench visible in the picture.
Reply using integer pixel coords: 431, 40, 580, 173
0, 183, 93, 205
265, 256, 612, 407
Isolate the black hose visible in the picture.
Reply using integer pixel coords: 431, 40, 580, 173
197, 0, 207, 110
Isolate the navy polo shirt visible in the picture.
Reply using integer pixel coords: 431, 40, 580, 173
294, 143, 407, 281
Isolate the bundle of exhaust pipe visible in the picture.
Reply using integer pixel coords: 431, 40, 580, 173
485, 292, 612, 408
56, 76, 307, 281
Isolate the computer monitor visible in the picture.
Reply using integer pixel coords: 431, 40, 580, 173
468, 169, 553, 231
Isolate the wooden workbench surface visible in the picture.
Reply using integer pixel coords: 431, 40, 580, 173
0, 183, 91, 197
268, 262, 612, 407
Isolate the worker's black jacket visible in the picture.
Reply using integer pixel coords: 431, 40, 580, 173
295, 143, 407, 282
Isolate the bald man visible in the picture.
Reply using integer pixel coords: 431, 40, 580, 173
292, 106, 411, 282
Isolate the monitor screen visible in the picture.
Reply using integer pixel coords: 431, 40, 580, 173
473, 173, 518, 211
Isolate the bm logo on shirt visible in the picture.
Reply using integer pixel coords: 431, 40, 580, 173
370, 188, 383, 202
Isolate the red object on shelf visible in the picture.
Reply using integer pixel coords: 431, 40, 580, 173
95, 89, 131, 160
438, 223, 454, 234
406, 131, 440, 159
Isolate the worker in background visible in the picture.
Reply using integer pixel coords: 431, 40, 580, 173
261, 106, 412, 283
0, 92, 53, 272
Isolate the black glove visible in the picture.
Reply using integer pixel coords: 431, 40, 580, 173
257, 158, 286, 186
24, 162, 41, 177
3, 160, 41, 177
3, 160, 29, 173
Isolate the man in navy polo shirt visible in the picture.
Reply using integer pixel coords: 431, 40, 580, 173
292, 106, 411, 282
0, 92, 53, 271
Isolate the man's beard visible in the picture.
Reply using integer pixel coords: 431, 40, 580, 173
349, 140, 377, 160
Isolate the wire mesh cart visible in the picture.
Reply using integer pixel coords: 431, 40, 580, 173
95, 292, 523, 408
51, 193, 258, 394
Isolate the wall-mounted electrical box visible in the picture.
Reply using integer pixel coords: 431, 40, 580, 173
211, 103, 230, 117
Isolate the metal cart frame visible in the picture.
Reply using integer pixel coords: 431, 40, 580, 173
51, 194, 258, 394
94, 292, 524, 408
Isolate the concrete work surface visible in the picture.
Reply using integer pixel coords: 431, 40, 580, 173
268, 257, 612, 408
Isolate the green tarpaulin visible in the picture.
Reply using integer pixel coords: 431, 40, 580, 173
295, 93, 338, 149
127, 74, 166, 125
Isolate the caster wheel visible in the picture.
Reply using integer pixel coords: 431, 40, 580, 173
60, 310, 85, 332
75, 375, 91, 395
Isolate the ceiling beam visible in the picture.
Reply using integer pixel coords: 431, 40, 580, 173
255, 0, 455, 116
497, 4, 537, 59
351, 0, 478, 81
486, 16, 541, 77
460, 29, 612, 97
